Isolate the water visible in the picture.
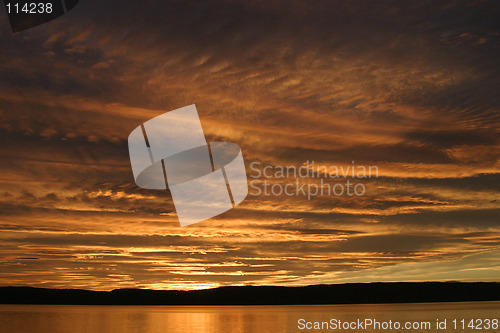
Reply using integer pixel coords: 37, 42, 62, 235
0, 302, 498, 333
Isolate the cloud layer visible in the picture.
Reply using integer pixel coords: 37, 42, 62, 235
0, 0, 499, 290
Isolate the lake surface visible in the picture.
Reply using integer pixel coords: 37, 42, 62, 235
0, 302, 498, 333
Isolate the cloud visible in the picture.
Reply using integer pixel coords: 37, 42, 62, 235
0, 0, 499, 289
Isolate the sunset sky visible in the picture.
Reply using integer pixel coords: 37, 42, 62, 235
0, 0, 499, 291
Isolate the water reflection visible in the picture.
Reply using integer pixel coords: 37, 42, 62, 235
0, 302, 498, 333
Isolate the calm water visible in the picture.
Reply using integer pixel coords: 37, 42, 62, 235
0, 302, 498, 333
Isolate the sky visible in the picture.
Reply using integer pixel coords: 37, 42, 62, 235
0, 0, 499, 291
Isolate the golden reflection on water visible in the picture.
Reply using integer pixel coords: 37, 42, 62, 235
0, 302, 499, 333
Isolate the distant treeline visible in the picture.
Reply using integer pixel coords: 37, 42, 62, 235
0, 282, 499, 305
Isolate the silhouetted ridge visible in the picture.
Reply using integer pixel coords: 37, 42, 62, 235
0, 282, 499, 305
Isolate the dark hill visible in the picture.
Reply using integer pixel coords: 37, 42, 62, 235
1, 282, 499, 305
